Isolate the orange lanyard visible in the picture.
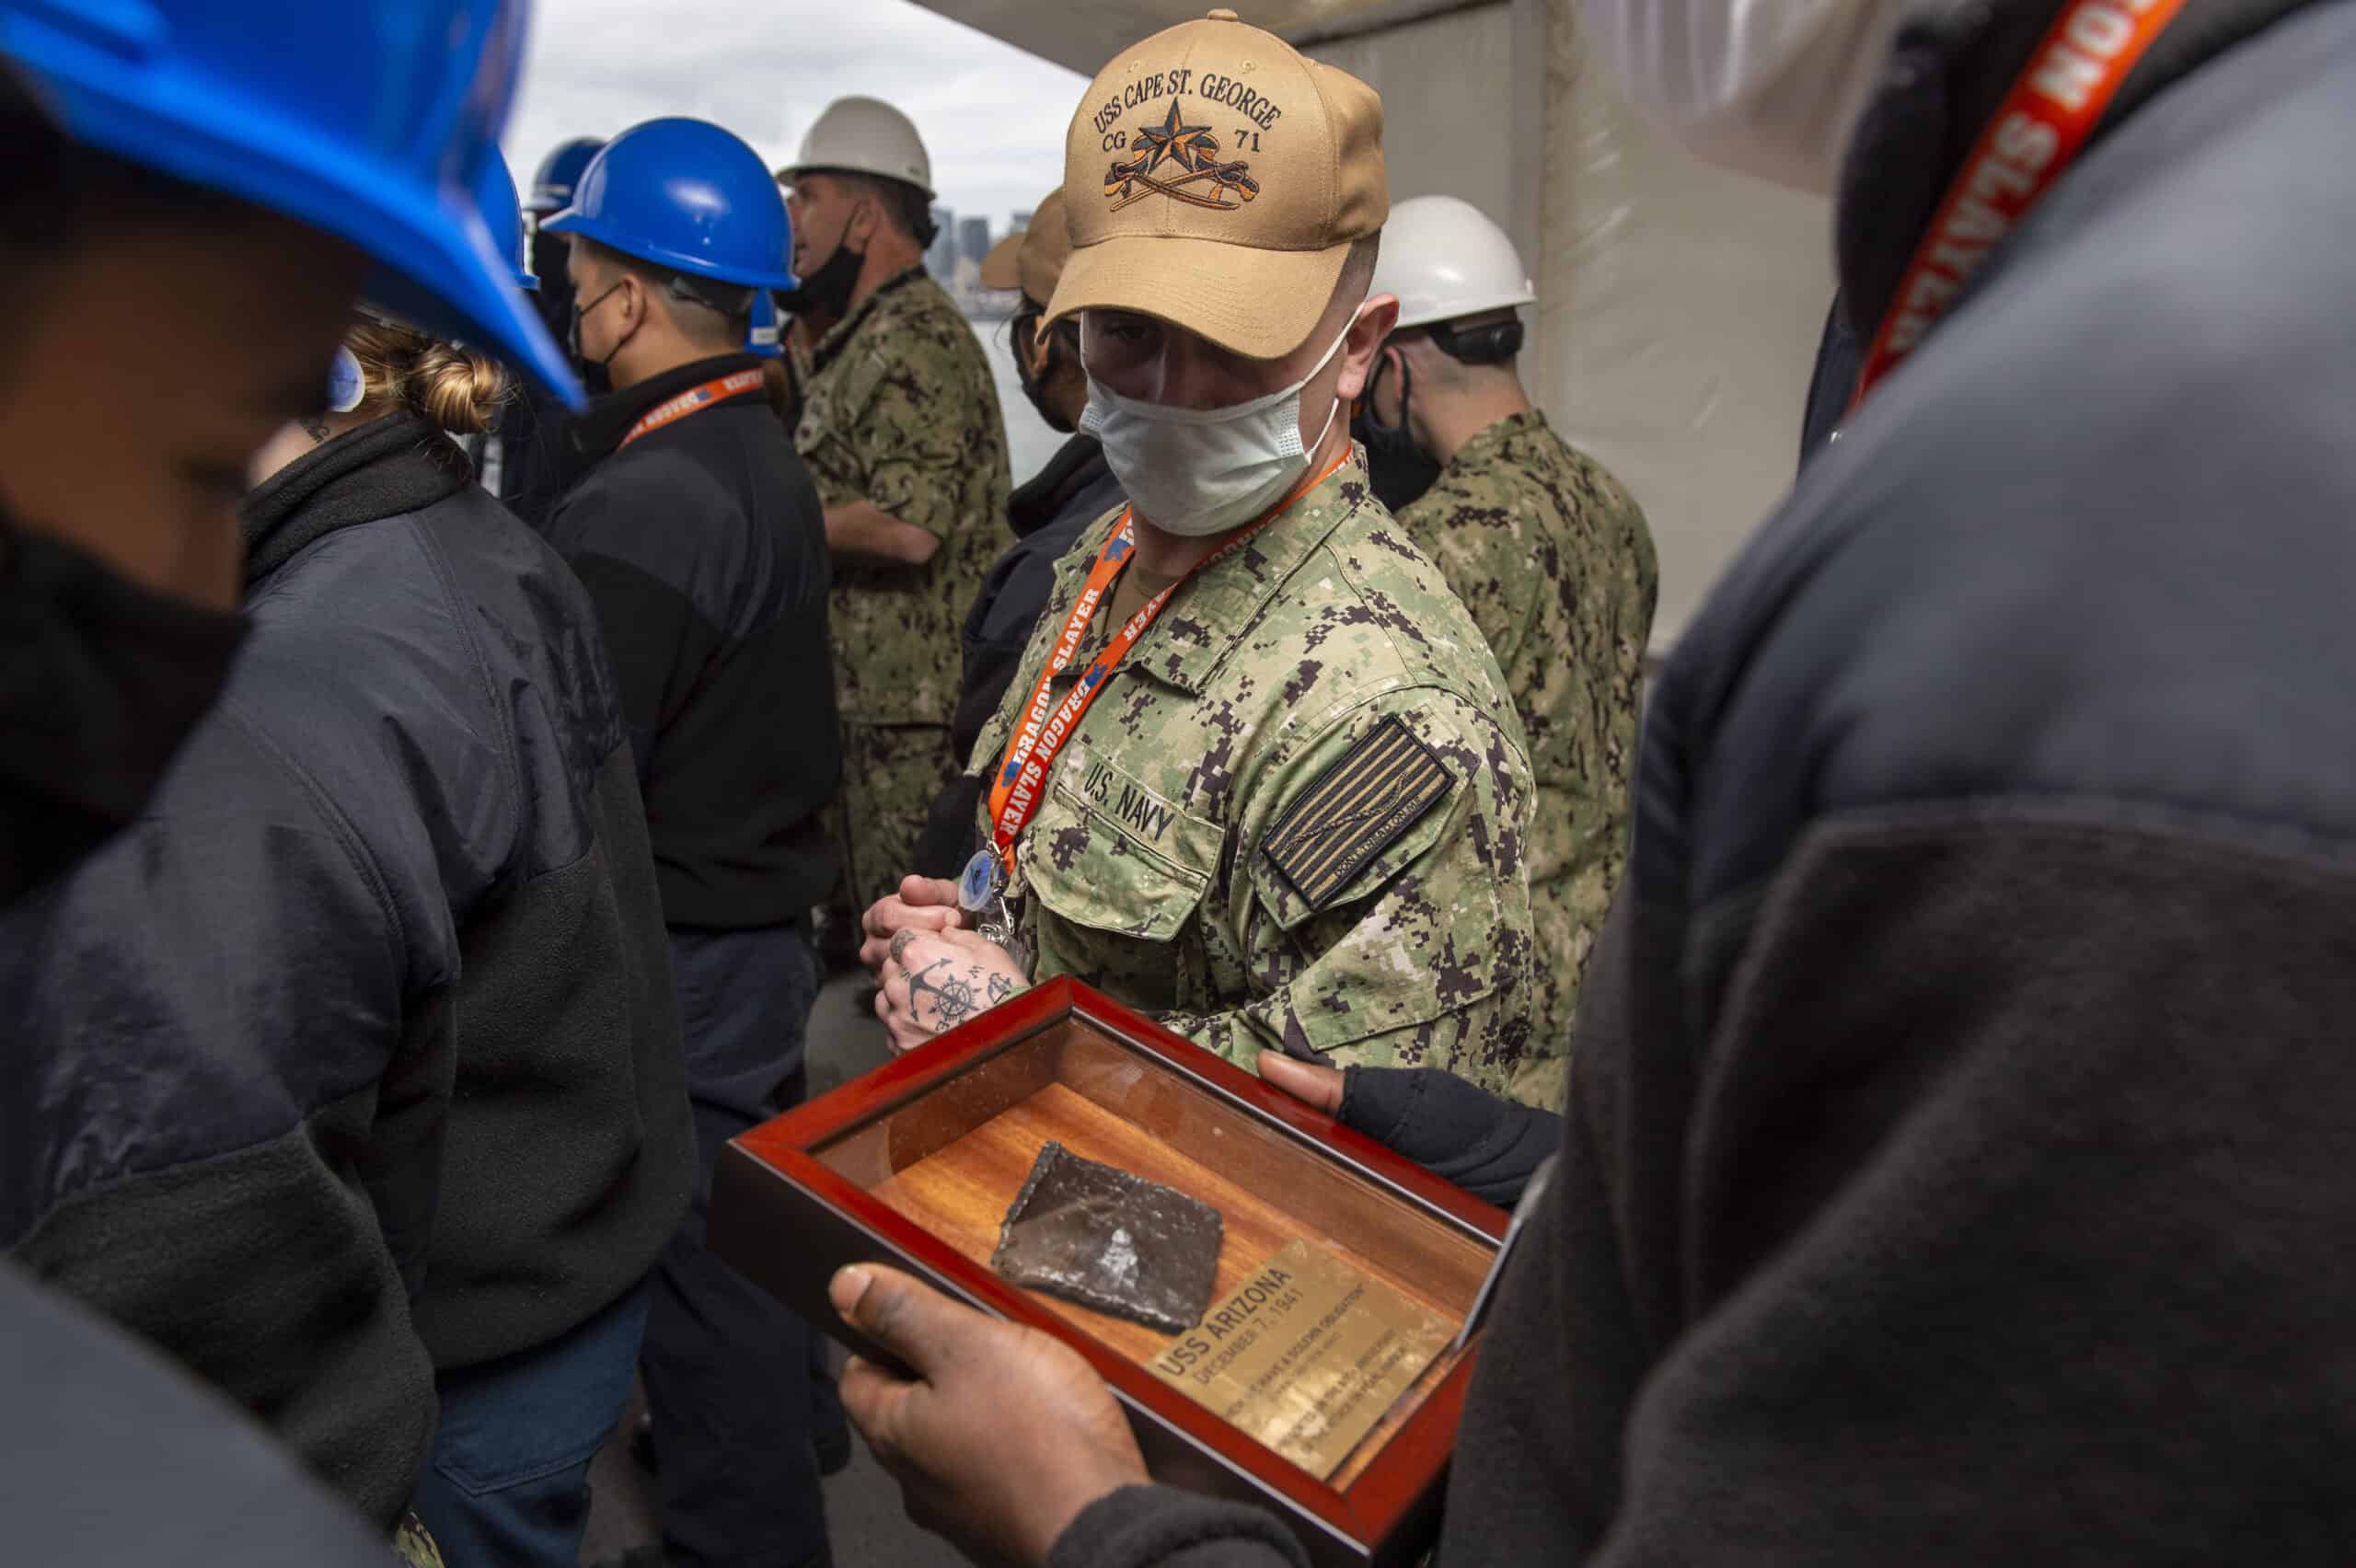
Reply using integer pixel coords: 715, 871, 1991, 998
617, 367, 767, 452
1849, 0, 2188, 410
985, 449, 1348, 877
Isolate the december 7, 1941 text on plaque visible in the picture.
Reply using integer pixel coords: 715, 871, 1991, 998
1146, 1238, 1452, 1480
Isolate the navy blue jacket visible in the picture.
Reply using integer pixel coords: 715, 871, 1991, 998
0, 414, 692, 1524
0, 1257, 398, 1565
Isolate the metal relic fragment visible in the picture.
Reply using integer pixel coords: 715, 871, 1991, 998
991, 1142, 1224, 1332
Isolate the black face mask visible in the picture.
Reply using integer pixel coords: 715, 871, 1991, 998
567, 281, 630, 392
780, 213, 867, 320
1012, 311, 1075, 435
1354, 351, 1441, 513
0, 514, 246, 905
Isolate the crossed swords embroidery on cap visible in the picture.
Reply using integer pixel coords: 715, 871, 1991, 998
1105, 101, 1262, 212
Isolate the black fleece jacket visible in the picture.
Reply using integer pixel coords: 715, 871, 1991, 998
1050, 2, 2356, 1562
0, 413, 693, 1522
547, 354, 841, 928
1, 1257, 399, 1564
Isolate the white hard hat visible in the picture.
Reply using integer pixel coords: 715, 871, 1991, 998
1373, 194, 1537, 330
780, 96, 934, 200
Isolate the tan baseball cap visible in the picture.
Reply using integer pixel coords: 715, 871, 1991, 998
1045, 8, 1388, 361
978, 188, 1074, 307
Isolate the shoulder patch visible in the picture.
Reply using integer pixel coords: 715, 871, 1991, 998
1262, 715, 1454, 911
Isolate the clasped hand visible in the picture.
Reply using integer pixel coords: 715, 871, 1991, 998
860, 874, 1029, 1054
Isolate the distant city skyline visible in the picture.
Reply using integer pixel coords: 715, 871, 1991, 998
908, 202, 1036, 314
926, 205, 958, 282
957, 216, 992, 270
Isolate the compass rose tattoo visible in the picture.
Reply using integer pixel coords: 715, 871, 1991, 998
907, 958, 978, 1032
880, 926, 1032, 1051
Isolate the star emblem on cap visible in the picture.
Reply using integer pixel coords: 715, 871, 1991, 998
1131, 101, 1218, 176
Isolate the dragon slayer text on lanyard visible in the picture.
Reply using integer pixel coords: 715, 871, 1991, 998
1847, 0, 2188, 413
958, 450, 1352, 944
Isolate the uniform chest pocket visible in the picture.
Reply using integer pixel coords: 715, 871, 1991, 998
1020, 748, 1219, 941
1014, 743, 1226, 1014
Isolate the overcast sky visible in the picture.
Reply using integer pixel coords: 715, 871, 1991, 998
502, 0, 1085, 241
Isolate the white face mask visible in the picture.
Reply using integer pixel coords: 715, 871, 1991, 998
1081, 316, 1357, 538
1576, 0, 1902, 193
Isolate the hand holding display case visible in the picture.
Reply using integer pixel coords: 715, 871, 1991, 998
708, 976, 1508, 1568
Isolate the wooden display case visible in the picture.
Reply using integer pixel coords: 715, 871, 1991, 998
709, 976, 1507, 1568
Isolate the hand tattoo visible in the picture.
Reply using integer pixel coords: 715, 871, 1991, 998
889, 928, 917, 967
907, 958, 977, 1032
987, 973, 1015, 1005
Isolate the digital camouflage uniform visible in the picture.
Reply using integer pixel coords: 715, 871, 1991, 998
970, 461, 1544, 1101
795, 264, 1011, 914
1397, 409, 1656, 1107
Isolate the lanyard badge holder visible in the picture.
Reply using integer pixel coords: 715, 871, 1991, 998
964, 451, 1350, 954
957, 512, 1177, 959
958, 847, 1013, 946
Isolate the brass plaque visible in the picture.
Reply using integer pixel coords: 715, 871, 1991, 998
1146, 1239, 1451, 1480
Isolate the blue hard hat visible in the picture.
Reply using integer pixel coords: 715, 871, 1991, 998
528, 136, 604, 216
0, 0, 585, 411
546, 118, 799, 292
476, 149, 537, 293
747, 290, 780, 358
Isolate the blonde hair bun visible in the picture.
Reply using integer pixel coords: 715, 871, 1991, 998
412, 341, 507, 434
343, 320, 510, 434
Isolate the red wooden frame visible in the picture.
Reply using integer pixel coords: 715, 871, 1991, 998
721, 976, 1509, 1567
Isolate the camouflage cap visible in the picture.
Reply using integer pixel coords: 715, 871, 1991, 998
979, 188, 1074, 308
1047, 8, 1388, 359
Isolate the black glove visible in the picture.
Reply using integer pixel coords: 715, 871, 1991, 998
1336, 1066, 1559, 1209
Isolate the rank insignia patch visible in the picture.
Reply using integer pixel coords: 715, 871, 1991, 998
1263, 716, 1453, 911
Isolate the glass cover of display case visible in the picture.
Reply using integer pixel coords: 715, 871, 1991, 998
711, 977, 1509, 1568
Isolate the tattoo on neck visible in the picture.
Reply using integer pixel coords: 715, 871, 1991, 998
299, 415, 332, 443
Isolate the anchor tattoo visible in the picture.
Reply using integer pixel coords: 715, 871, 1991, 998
907, 958, 978, 1032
